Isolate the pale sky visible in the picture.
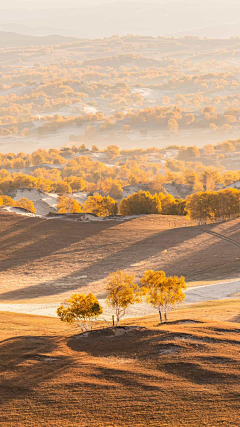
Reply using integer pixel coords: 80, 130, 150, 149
0, 0, 239, 39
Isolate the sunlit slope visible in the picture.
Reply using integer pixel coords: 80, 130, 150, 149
0, 211, 240, 303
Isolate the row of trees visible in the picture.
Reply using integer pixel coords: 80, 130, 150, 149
57, 191, 186, 217
57, 270, 186, 330
2, 186, 240, 222
1, 142, 240, 200
186, 188, 240, 223
57, 188, 240, 222
57, 194, 118, 216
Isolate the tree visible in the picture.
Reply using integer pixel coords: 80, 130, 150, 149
57, 293, 103, 331
31, 152, 46, 166
122, 124, 131, 132
0, 195, 36, 214
203, 144, 215, 156
185, 188, 240, 223
82, 194, 118, 217
57, 196, 82, 213
66, 176, 85, 191
141, 270, 186, 323
119, 190, 161, 215
54, 181, 72, 194
21, 128, 31, 137
178, 146, 200, 160
203, 106, 215, 114
103, 145, 120, 160
106, 270, 140, 326
91, 145, 99, 152
158, 193, 186, 216
209, 123, 218, 131
185, 191, 213, 223
108, 180, 123, 199
17, 198, 36, 214
168, 118, 178, 134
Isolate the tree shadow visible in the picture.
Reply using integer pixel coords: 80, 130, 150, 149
0, 214, 123, 273
0, 223, 209, 300
1, 218, 240, 301
67, 326, 171, 359
0, 335, 71, 405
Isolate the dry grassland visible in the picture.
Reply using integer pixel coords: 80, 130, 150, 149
0, 300, 240, 427
0, 212, 240, 304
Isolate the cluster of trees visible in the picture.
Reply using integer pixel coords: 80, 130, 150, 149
0, 145, 162, 196
186, 188, 240, 223
56, 191, 186, 217
56, 187, 240, 222
0, 195, 36, 213
2, 142, 240, 216
0, 148, 66, 169
177, 145, 200, 160
57, 194, 118, 216
57, 269, 186, 330
38, 112, 105, 136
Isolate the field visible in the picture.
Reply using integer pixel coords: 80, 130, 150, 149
0, 301, 240, 427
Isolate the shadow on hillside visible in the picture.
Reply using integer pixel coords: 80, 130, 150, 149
161, 360, 239, 385
0, 334, 71, 404
67, 327, 170, 359
0, 224, 208, 300
231, 315, 240, 323
0, 215, 125, 272
67, 324, 240, 360
1, 220, 240, 301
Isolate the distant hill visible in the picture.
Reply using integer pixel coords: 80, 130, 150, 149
2, 0, 240, 38
0, 23, 88, 39
0, 31, 76, 47
171, 23, 240, 39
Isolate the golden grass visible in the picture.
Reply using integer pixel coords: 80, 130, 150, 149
0, 300, 240, 427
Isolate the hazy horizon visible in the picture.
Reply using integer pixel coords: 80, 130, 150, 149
1, 0, 240, 39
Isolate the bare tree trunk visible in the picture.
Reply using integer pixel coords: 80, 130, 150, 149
165, 312, 167, 323
159, 310, 163, 324
116, 309, 120, 326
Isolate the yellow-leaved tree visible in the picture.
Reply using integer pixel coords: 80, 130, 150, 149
17, 197, 36, 214
57, 293, 103, 332
57, 196, 82, 213
106, 270, 141, 326
0, 195, 36, 214
119, 190, 161, 216
141, 270, 186, 323
82, 194, 118, 217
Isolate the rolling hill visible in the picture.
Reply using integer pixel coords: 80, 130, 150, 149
0, 305, 240, 426
1, 211, 240, 305
0, 31, 75, 47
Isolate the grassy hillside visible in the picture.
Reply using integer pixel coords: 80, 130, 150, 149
0, 212, 240, 304
0, 303, 240, 427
